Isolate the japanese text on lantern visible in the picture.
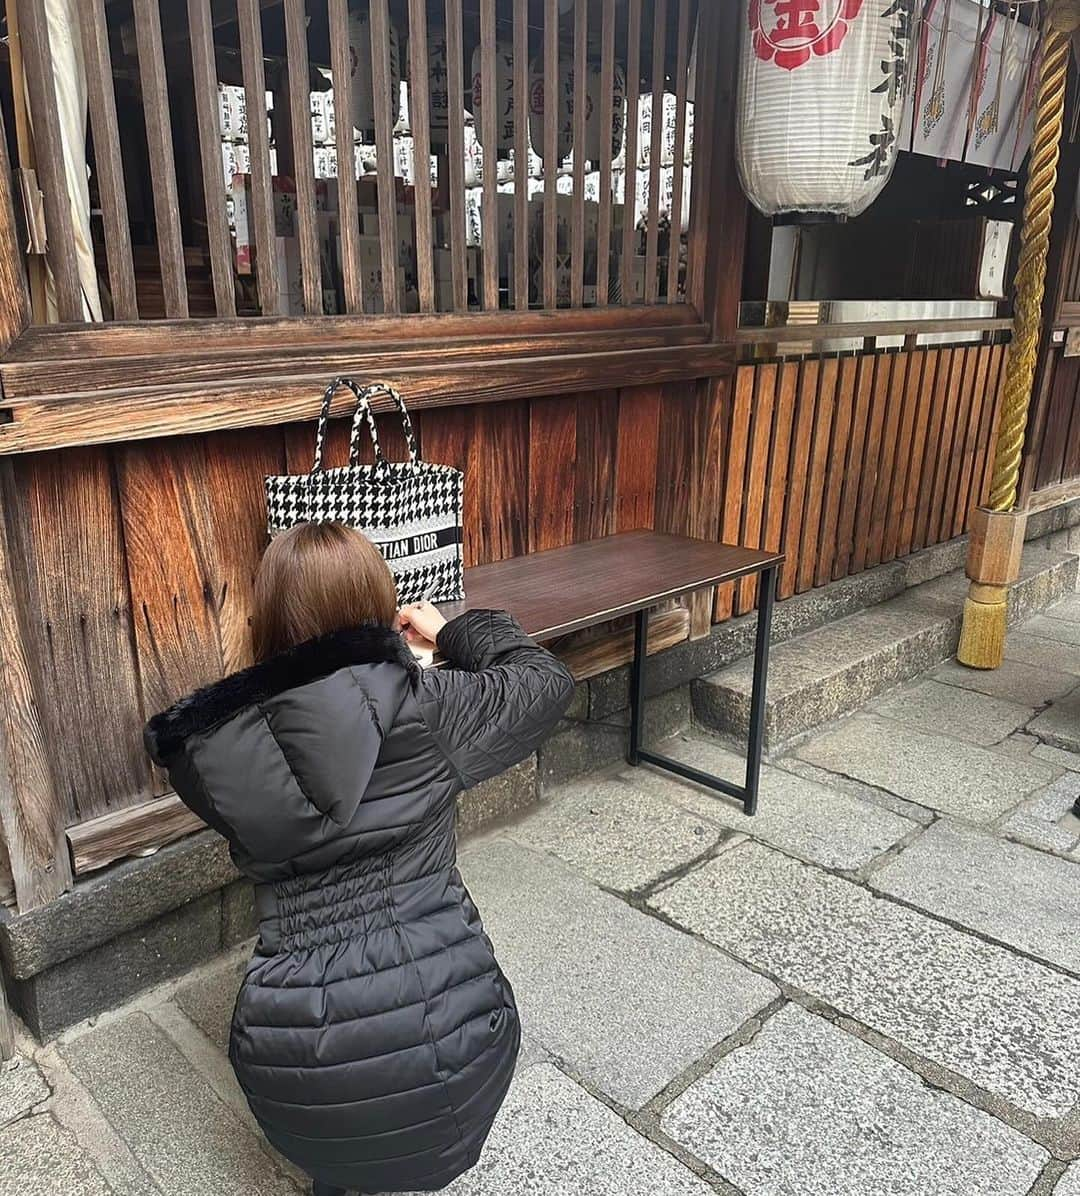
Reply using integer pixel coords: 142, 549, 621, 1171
749, 0, 865, 71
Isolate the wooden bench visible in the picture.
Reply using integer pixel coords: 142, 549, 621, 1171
444, 530, 783, 815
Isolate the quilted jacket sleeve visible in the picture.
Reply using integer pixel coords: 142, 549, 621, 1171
417, 609, 575, 790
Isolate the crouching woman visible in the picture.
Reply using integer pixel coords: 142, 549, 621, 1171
143, 522, 574, 1195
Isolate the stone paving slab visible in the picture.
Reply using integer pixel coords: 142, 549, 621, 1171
1033, 743, 1080, 771
1029, 688, 1080, 754
650, 841, 1080, 1118
873, 820, 1080, 973
661, 1004, 1047, 1196
1006, 632, 1080, 676
624, 735, 916, 872
1057, 1164, 1080, 1195
932, 657, 1080, 708
59, 1013, 297, 1195
1045, 594, 1080, 623
1022, 615, 1080, 647
0, 1055, 49, 1129
999, 809, 1080, 855
0, 1114, 114, 1196
425, 1063, 711, 1196
871, 680, 1034, 746
459, 838, 778, 1108
794, 714, 1056, 822
174, 954, 246, 1051
505, 776, 723, 892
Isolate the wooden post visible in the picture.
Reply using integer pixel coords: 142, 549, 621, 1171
0, 106, 66, 915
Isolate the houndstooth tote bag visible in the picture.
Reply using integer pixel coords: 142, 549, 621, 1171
265, 378, 465, 603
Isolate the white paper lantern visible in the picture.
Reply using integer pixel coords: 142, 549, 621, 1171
348, 7, 401, 141
529, 53, 574, 166
737, 0, 914, 221
582, 61, 626, 164
471, 42, 516, 155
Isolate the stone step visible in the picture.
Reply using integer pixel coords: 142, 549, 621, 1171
692, 546, 1078, 751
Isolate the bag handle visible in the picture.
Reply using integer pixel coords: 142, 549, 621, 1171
313, 377, 420, 473
351, 382, 420, 468
313, 377, 386, 473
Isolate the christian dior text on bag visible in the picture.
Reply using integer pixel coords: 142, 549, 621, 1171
265, 378, 465, 603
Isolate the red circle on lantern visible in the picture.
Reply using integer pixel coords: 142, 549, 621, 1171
748, 0, 865, 71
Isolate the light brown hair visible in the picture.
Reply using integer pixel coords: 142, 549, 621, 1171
251, 522, 397, 661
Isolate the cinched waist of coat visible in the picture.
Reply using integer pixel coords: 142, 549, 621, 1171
254, 851, 460, 951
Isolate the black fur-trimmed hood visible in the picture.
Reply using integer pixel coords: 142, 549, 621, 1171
143, 623, 417, 765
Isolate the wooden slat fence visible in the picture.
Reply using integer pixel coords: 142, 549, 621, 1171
10, 0, 702, 324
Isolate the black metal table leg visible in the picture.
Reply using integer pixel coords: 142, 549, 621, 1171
625, 564, 778, 816
743, 563, 777, 815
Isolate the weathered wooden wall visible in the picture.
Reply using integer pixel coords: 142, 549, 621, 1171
0, 335, 1009, 903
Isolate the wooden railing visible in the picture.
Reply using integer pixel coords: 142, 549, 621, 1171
11, 0, 700, 325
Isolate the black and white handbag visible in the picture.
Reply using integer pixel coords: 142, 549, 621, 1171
265, 378, 465, 603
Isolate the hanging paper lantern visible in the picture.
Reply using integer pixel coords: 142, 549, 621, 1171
471, 42, 517, 155
582, 61, 626, 164
348, 7, 401, 142
737, 0, 915, 222
529, 53, 574, 166
423, 26, 451, 149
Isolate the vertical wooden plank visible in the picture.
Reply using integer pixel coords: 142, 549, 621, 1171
760, 361, 797, 595
833, 353, 874, 579
512, 0, 529, 310
370, 0, 401, 314
116, 439, 225, 753
17, 0, 83, 321
882, 348, 927, 563
619, 0, 642, 306
0, 460, 72, 912
474, 402, 529, 563
614, 385, 661, 532
528, 397, 578, 550
570, 0, 587, 307
933, 345, 972, 543
798, 355, 838, 592
408, 0, 436, 314
133, 0, 188, 318
543, 0, 559, 310
951, 344, 992, 538
445, 0, 468, 310
644, 0, 667, 304
687, 375, 726, 635
926, 346, 964, 547
913, 347, 956, 551
667, 0, 690, 303
186, 0, 236, 317
780, 357, 819, 599
284, 0, 322, 314
415, 407, 477, 561
575, 392, 619, 541
8, 449, 149, 826
238, 0, 278, 315
329, 0, 364, 313
480, 0, 499, 311
714, 364, 753, 620
201, 429, 282, 673
816, 353, 858, 586
0, 106, 30, 346
78, 0, 139, 320
736, 362, 777, 613
596, 0, 616, 307
866, 350, 909, 569
898, 348, 940, 558
847, 353, 890, 574
976, 344, 1007, 505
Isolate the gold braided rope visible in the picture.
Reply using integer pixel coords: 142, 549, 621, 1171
987, 22, 1070, 511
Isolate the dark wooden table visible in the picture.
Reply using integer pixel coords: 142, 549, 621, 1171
443, 530, 783, 814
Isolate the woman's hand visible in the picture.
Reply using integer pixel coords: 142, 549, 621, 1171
397, 601, 448, 645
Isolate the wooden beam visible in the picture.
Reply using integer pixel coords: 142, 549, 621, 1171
370, 0, 400, 314
0, 342, 734, 455
570, 0, 586, 308
619, 0, 642, 306
556, 605, 689, 680
512, 0, 529, 310
595, 0, 616, 306
283, 0, 322, 315
408, 0, 436, 314
67, 792, 204, 876
0, 460, 70, 912
238, 0, 278, 315
0, 109, 30, 350
445, 0, 468, 311
734, 317, 1014, 345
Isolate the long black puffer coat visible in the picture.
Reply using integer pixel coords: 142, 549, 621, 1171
144, 610, 574, 1193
